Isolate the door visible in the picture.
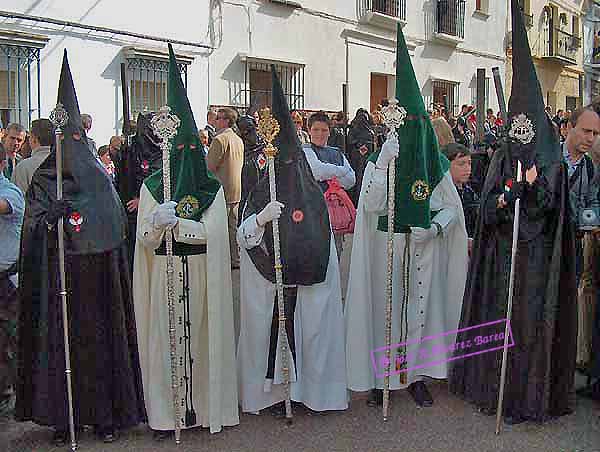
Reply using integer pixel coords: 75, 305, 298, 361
371, 74, 388, 113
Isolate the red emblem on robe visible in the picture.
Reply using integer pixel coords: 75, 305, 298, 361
256, 153, 267, 170
68, 211, 84, 233
292, 210, 304, 223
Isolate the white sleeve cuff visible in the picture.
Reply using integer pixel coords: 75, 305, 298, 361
174, 218, 207, 244
237, 214, 266, 249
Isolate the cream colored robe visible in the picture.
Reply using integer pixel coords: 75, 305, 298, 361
133, 184, 239, 433
345, 163, 468, 391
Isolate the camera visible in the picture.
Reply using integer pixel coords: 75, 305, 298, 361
578, 202, 600, 231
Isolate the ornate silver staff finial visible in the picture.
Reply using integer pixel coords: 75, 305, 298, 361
151, 106, 181, 144
49, 103, 69, 131
381, 98, 407, 137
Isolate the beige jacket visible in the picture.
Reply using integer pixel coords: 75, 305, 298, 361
206, 128, 244, 204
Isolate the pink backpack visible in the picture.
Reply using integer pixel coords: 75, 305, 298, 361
324, 177, 356, 234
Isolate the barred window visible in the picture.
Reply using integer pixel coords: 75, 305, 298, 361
242, 58, 305, 111
123, 47, 192, 119
431, 79, 459, 116
0, 31, 47, 128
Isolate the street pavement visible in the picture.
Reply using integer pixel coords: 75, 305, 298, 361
3, 236, 600, 451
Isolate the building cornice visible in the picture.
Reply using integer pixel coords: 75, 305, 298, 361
0, 28, 48, 49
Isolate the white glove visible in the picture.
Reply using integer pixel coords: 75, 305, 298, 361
152, 201, 178, 230
256, 201, 285, 227
375, 133, 399, 169
410, 225, 438, 243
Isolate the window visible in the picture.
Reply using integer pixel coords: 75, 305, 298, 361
431, 80, 459, 116
566, 96, 578, 112
242, 59, 305, 111
0, 31, 47, 128
123, 47, 192, 119
572, 16, 580, 38
475, 0, 489, 14
436, 0, 466, 39
371, 0, 407, 19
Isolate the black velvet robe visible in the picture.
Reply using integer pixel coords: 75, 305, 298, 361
449, 145, 577, 421
16, 231, 146, 430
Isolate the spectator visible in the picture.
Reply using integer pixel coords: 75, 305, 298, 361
205, 108, 218, 144
199, 129, 210, 156
545, 105, 553, 119
108, 135, 123, 160
19, 133, 32, 159
1, 124, 25, 180
81, 113, 98, 159
0, 141, 24, 417
328, 111, 346, 153
291, 110, 310, 144
303, 111, 355, 260
206, 107, 244, 269
553, 109, 564, 126
98, 145, 116, 183
431, 117, 455, 147
559, 118, 569, 143
564, 106, 599, 285
12, 119, 54, 194
441, 143, 478, 248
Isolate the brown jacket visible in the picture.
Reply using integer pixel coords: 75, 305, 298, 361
206, 128, 244, 204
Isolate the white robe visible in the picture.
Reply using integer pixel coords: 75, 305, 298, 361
345, 162, 468, 391
133, 184, 239, 433
236, 214, 348, 413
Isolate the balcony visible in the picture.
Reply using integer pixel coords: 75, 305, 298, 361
434, 0, 466, 45
542, 28, 581, 65
358, 0, 407, 31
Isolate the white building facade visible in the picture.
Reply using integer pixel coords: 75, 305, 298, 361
209, 0, 508, 120
583, 0, 600, 104
0, 0, 212, 145
0, 1, 507, 143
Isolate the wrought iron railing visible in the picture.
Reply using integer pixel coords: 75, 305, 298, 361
544, 28, 581, 63
0, 44, 41, 128
359, 0, 407, 21
436, 0, 466, 39
522, 12, 533, 28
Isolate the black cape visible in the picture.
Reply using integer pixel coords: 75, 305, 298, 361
448, 143, 577, 421
115, 112, 162, 269
15, 50, 146, 430
347, 109, 376, 206
243, 67, 330, 285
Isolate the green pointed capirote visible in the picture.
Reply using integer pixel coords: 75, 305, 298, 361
145, 43, 221, 222
369, 24, 449, 232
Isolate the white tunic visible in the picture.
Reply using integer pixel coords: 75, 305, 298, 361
236, 214, 348, 413
345, 162, 468, 391
133, 184, 239, 433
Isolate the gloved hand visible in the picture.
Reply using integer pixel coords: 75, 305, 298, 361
152, 201, 178, 230
256, 201, 285, 227
410, 225, 438, 244
375, 133, 399, 169
503, 181, 526, 205
46, 200, 71, 226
